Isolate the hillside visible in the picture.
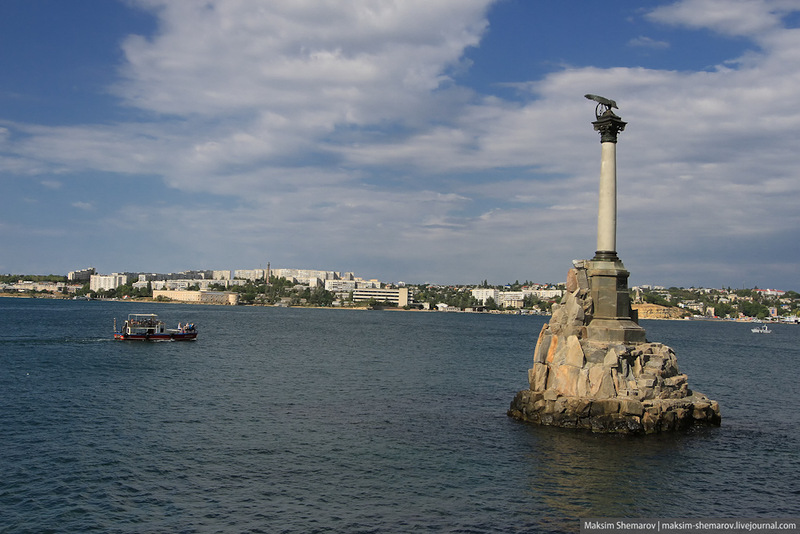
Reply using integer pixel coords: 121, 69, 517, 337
632, 302, 690, 320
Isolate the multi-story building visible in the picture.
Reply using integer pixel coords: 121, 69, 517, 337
213, 270, 232, 280
152, 289, 238, 305
352, 287, 409, 307
272, 269, 340, 284
526, 288, 564, 300
68, 267, 95, 282
471, 288, 498, 304
144, 278, 240, 291
4, 281, 66, 293
175, 270, 214, 280
499, 291, 525, 307
234, 269, 267, 281
471, 287, 562, 307
89, 273, 131, 292
325, 279, 357, 293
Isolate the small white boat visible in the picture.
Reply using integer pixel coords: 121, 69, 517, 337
751, 324, 772, 334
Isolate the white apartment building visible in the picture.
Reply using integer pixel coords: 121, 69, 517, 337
471, 288, 499, 304
90, 273, 131, 292
471, 287, 563, 307
527, 288, 563, 300
272, 269, 341, 285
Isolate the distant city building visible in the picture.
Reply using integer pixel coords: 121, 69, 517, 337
143, 278, 238, 291
152, 289, 238, 305
213, 270, 232, 280
325, 279, 357, 293
471, 288, 498, 303
526, 288, 564, 300
176, 270, 214, 280
90, 273, 131, 292
68, 267, 95, 282
352, 287, 409, 307
4, 280, 67, 293
499, 291, 525, 307
272, 268, 341, 285
756, 289, 786, 297
471, 287, 562, 307
234, 269, 268, 281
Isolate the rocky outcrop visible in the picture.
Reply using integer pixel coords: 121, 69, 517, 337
508, 389, 720, 433
508, 264, 721, 434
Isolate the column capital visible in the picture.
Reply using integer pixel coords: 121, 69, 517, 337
592, 112, 626, 143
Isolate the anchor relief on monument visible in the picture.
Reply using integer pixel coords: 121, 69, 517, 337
507, 95, 721, 434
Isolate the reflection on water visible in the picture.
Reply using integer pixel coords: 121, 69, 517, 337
524, 425, 690, 520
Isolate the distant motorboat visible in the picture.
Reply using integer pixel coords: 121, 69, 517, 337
114, 313, 198, 341
751, 324, 772, 334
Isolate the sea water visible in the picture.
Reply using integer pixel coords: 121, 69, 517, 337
1, 298, 798, 533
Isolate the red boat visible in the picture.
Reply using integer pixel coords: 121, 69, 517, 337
114, 313, 198, 341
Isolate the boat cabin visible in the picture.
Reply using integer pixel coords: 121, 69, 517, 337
124, 314, 166, 336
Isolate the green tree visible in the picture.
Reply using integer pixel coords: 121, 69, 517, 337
642, 292, 672, 307
307, 287, 335, 307
713, 301, 736, 318
740, 300, 769, 319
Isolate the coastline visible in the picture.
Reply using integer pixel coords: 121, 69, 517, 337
1, 293, 789, 322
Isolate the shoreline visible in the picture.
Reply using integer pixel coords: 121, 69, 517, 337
1, 293, 791, 322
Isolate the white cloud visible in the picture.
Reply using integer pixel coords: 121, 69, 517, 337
646, 0, 785, 37
117, 0, 489, 123
628, 36, 670, 49
71, 201, 94, 211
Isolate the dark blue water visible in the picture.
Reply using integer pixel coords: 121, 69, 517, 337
1, 298, 798, 533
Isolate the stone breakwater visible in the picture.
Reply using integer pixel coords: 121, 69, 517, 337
508, 265, 721, 434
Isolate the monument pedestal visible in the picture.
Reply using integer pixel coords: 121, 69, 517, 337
585, 254, 646, 344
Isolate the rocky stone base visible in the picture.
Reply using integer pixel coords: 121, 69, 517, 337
508, 262, 721, 434
508, 389, 721, 434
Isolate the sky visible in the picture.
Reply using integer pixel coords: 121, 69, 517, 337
2, 0, 799, 289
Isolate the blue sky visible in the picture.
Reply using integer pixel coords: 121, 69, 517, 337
2, 0, 799, 289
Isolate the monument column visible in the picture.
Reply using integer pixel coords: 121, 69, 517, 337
583, 95, 646, 343
593, 113, 625, 260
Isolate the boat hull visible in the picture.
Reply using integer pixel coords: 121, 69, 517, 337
114, 332, 198, 341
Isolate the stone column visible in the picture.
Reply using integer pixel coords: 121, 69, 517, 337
585, 102, 646, 343
592, 112, 625, 261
